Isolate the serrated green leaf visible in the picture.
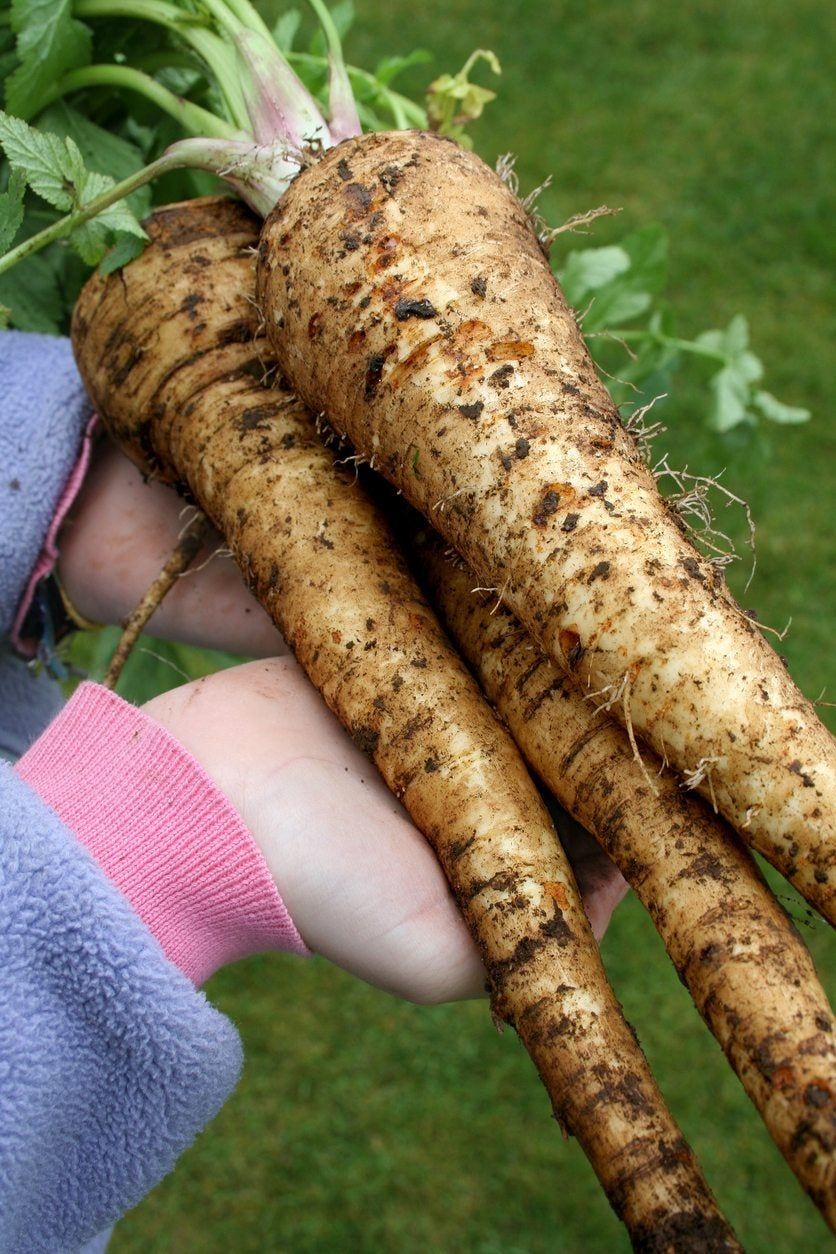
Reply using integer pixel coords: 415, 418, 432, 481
752, 389, 810, 425
79, 166, 145, 236
72, 184, 146, 266
0, 249, 62, 331
696, 316, 763, 397
0, 113, 145, 266
6, 0, 92, 119
698, 313, 753, 363
736, 350, 763, 383
560, 245, 630, 304
38, 102, 151, 217
70, 220, 109, 266
98, 231, 146, 276
0, 165, 26, 250
0, 112, 76, 209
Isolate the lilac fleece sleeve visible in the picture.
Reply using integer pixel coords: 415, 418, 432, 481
0, 763, 243, 1252
0, 330, 93, 640
0, 329, 92, 758
0, 331, 268, 1249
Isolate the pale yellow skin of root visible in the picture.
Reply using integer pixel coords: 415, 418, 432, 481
257, 130, 835, 923
414, 529, 835, 1228
71, 198, 740, 1253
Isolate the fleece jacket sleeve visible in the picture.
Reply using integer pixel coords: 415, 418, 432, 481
0, 330, 93, 641
0, 649, 65, 761
0, 762, 244, 1253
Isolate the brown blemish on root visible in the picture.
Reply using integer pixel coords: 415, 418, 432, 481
558, 627, 584, 668
394, 297, 438, 321
534, 487, 561, 527
487, 341, 535, 362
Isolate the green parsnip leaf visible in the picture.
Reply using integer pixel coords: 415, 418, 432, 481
752, 390, 810, 425
699, 316, 763, 432
6, 0, 92, 119
0, 111, 145, 269
70, 167, 146, 265
374, 50, 433, 88
560, 227, 667, 333
0, 26, 18, 92
426, 49, 500, 147
0, 249, 62, 332
560, 245, 630, 304
0, 166, 26, 251
98, 232, 147, 276
39, 102, 152, 217
329, 1, 356, 41
0, 112, 80, 210
273, 11, 302, 53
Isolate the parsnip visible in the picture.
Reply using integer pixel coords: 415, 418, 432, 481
257, 130, 836, 923
71, 197, 739, 1252
409, 524, 836, 1226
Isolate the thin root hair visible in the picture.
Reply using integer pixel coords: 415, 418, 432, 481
621, 394, 668, 465
176, 505, 204, 537
133, 645, 193, 684
585, 672, 659, 793
334, 450, 368, 483
443, 545, 469, 572
314, 412, 344, 449
584, 671, 629, 713
592, 359, 641, 395
652, 458, 757, 589
539, 205, 621, 254
178, 545, 232, 577
621, 675, 659, 796
590, 329, 639, 362
433, 487, 465, 514
471, 574, 511, 615
681, 755, 720, 812
742, 610, 792, 643
495, 153, 519, 195
493, 155, 614, 258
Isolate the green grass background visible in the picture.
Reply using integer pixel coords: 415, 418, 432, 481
105, 1, 834, 1250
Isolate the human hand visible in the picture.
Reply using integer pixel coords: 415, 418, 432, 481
143, 658, 627, 1005
61, 443, 626, 997
57, 438, 284, 658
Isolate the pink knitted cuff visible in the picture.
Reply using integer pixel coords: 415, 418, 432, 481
15, 682, 309, 985
12, 413, 98, 656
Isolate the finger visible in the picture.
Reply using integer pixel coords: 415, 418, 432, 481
544, 796, 629, 940
144, 658, 487, 1004
58, 439, 284, 657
